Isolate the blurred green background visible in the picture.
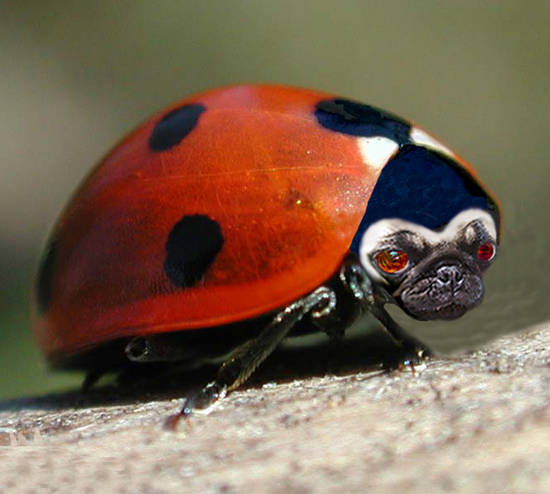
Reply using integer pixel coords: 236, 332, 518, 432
2, 1, 550, 399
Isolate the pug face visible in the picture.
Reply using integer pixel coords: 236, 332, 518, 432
358, 209, 498, 320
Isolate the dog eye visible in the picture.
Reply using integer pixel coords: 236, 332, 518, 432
375, 250, 410, 274
477, 242, 496, 261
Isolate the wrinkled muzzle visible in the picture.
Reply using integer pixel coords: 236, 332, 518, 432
395, 263, 485, 320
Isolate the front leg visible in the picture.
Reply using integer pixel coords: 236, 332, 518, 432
166, 285, 337, 427
339, 254, 432, 365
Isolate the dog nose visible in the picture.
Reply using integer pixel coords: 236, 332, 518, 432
436, 265, 463, 287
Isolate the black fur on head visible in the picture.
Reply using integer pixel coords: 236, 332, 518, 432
393, 249, 485, 320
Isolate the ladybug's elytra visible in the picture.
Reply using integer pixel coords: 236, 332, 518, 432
32, 85, 501, 419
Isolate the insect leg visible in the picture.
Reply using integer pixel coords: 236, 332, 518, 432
339, 254, 432, 364
167, 286, 337, 425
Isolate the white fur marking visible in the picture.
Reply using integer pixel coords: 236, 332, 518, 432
357, 136, 399, 172
410, 127, 454, 157
358, 209, 498, 285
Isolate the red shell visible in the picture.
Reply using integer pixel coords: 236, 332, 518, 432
32, 85, 381, 361
32, 84, 500, 363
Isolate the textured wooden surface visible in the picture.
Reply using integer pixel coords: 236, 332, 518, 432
1, 324, 550, 494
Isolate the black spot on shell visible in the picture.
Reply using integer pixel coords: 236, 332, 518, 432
36, 238, 57, 313
149, 103, 206, 151
315, 98, 411, 145
164, 215, 224, 288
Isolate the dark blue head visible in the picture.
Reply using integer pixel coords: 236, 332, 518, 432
314, 96, 501, 321
350, 145, 498, 253
351, 146, 500, 320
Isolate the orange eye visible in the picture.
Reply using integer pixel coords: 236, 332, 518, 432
477, 242, 495, 261
375, 250, 409, 274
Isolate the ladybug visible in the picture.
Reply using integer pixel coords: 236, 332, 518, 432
32, 85, 501, 419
